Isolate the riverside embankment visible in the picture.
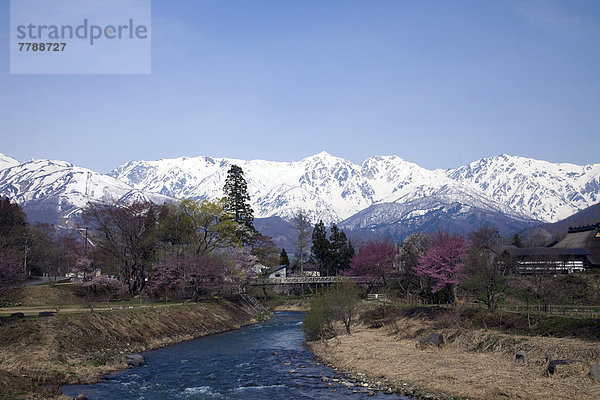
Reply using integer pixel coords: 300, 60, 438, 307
308, 306, 600, 400
0, 297, 267, 399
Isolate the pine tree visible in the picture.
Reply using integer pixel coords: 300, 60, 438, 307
279, 248, 289, 266
0, 197, 28, 246
512, 233, 523, 248
346, 240, 355, 267
329, 224, 352, 275
311, 220, 329, 276
223, 165, 256, 245
0, 197, 29, 267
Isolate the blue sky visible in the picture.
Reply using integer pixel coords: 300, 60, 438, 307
1, 0, 599, 172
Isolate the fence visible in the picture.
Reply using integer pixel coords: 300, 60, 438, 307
369, 298, 600, 319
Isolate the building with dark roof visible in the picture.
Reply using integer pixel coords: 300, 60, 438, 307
507, 222, 600, 273
552, 223, 600, 267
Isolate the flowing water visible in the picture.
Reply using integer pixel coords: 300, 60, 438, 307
62, 312, 410, 399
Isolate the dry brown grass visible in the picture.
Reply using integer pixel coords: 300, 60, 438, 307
309, 317, 600, 400
9, 285, 84, 307
262, 298, 310, 312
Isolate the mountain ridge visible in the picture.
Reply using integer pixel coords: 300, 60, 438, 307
1, 151, 598, 240
109, 152, 600, 224
0, 157, 174, 228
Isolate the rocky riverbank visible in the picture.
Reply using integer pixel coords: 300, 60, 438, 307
308, 311, 600, 400
0, 297, 268, 399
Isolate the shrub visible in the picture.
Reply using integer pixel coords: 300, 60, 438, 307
303, 280, 361, 340
81, 275, 127, 302
303, 291, 335, 341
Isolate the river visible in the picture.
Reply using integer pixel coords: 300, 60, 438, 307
62, 312, 410, 399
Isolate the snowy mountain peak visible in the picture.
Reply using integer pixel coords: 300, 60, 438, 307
304, 150, 335, 159
448, 155, 600, 222
0, 158, 173, 227
0, 153, 19, 170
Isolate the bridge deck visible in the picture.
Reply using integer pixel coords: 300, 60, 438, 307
249, 276, 378, 285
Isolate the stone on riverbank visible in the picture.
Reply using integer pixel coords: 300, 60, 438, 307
547, 359, 585, 376
588, 362, 600, 381
419, 333, 444, 348
125, 354, 146, 367
545, 351, 559, 362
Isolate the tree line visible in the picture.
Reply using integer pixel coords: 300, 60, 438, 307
322, 225, 566, 315
82, 165, 282, 300
0, 196, 93, 304
0, 163, 575, 312
303, 227, 574, 340
0, 165, 282, 303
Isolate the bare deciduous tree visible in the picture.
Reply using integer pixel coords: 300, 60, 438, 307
83, 201, 158, 296
463, 225, 511, 311
291, 210, 312, 275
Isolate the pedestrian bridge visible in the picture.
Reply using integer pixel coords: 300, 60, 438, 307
249, 276, 376, 286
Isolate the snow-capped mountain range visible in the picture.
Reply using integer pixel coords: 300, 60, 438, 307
448, 155, 600, 223
0, 151, 598, 234
109, 151, 599, 224
0, 158, 172, 228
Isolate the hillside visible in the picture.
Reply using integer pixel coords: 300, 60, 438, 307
339, 191, 537, 243
520, 202, 600, 245
0, 153, 19, 171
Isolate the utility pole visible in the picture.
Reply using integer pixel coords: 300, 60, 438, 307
84, 226, 89, 280
23, 234, 29, 275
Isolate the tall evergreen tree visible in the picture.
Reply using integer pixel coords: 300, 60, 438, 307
329, 224, 353, 275
223, 164, 256, 245
279, 248, 289, 266
0, 197, 28, 257
311, 220, 329, 276
511, 233, 523, 248
346, 240, 355, 266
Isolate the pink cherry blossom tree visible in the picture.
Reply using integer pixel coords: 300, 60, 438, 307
416, 230, 469, 304
345, 238, 397, 289
186, 256, 227, 300
225, 246, 257, 293
82, 274, 127, 303
149, 262, 184, 302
